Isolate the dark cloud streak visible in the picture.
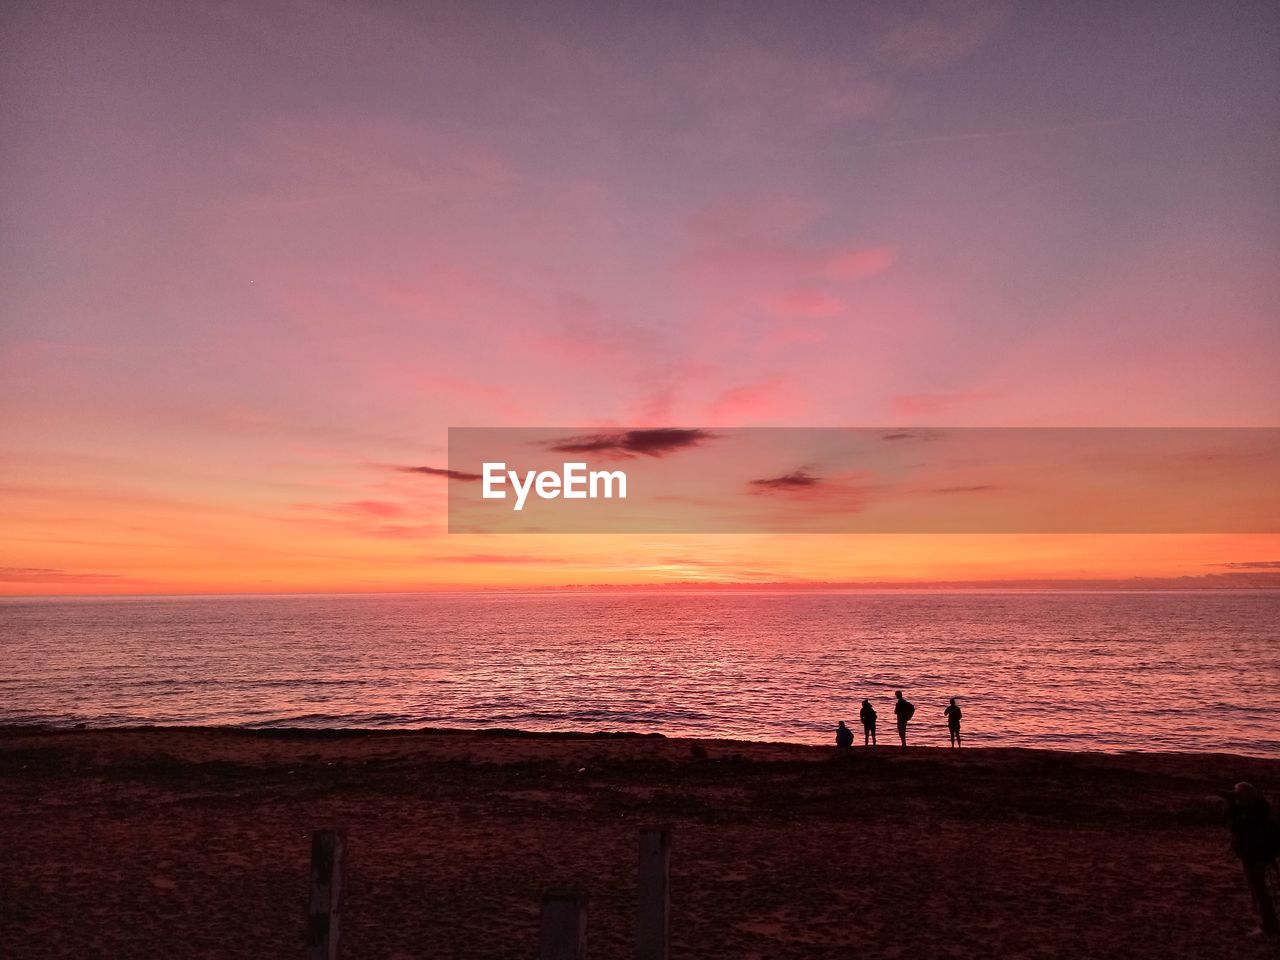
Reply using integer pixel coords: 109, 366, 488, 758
545, 428, 717, 458
397, 465, 483, 481
749, 470, 822, 491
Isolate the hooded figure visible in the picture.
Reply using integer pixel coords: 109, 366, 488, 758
1226, 781, 1280, 935
859, 699, 877, 747
893, 690, 914, 747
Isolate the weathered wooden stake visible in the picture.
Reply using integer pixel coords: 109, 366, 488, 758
306, 829, 344, 960
540, 888, 588, 960
638, 826, 671, 960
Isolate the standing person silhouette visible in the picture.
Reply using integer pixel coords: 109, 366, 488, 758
1225, 781, 1280, 936
835, 720, 854, 752
893, 690, 914, 747
944, 697, 962, 748
859, 698, 877, 747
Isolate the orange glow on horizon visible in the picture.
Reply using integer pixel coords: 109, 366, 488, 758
3, 3, 1278, 597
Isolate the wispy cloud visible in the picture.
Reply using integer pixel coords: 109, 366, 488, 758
0, 567, 121, 584
749, 470, 823, 492
396, 466, 483, 481
704, 379, 802, 424
545, 428, 718, 458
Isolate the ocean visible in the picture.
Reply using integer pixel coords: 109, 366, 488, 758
2, 591, 1277, 756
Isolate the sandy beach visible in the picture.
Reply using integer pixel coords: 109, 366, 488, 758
2, 726, 1277, 959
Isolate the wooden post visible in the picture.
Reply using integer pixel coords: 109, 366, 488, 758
306, 829, 344, 960
540, 888, 587, 960
638, 826, 671, 960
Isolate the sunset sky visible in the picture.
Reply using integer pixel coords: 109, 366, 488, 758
2, 0, 1278, 594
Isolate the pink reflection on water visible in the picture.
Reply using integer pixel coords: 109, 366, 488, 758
1, 592, 1277, 756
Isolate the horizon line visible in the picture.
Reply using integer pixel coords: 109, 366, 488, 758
3, 573, 1279, 601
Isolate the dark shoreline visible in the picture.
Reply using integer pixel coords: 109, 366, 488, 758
4, 722, 1279, 763
3, 726, 1278, 958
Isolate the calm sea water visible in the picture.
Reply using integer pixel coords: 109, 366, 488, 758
1, 591, 1277, 756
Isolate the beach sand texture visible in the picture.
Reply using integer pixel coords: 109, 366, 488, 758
2, 727, 1278, 959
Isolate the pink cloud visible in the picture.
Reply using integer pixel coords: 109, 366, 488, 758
822, 248, 896, 280
683, 197, 896, 284
704, 379, 806, 424
626, 361, 720, 426
676, 197, 897, 362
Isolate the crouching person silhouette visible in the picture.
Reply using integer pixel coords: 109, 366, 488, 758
836, 720, 854, 752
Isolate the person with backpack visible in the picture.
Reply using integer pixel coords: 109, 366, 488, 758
944, 697, 963, 748
835, 720, 854, 752
893, 690, 914, 747
1225, 781, 1280, 935
859, 698, 877, 747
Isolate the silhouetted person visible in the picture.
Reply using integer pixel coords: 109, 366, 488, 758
893, 690, 914, 747
836, 720, 853, 752
944, 697, 962, 748
859, 698, 877, 747
1225, 781, 1280, 935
